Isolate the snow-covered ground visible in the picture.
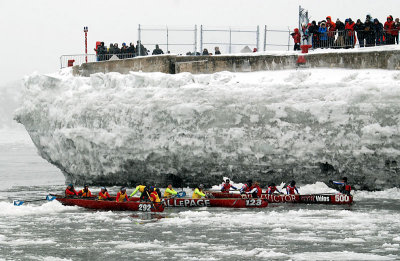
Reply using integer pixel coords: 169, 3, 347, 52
14, 68, 400, 188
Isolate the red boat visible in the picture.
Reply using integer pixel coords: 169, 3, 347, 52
210, 192, 353, 205
162, 198, 268, 208
54, 196, 164, 212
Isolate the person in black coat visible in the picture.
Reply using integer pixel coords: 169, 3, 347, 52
308, 20, 319, 48
374, 18, 384, 45
354, 19, 366, 47
127, 43, 135, 58
364, 15, 375, 47
202, 48, 209, 55
152, 44, 164, 55
335, 18, 345, 48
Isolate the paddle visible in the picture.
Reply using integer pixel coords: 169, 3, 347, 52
13, 195, 56, 206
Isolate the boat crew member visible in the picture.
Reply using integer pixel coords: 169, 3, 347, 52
332, 177, 351, 195
267, 183, 281, 194
65, 184, 78, 197
247, 181, 262, 198
286, 181, 299, 195
240, 180, 253, 194
116, 187, 129, 202
130, 184, 147, 197
164, 184, 178, 198
98, 187, 110, 200
150, 186, 161, 203
192, 184, 206, 199
140, 186, 152, 201
77, 184, 92, 197
221, 179, 238, 193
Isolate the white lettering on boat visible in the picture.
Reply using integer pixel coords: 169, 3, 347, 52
245, 199, 262, 206
163, 199, 211, 207
138, 204, 152, 212
334, 194, 350, 202
315, 195, 330, 202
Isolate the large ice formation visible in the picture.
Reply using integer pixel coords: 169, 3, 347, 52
15, 69, 400, 189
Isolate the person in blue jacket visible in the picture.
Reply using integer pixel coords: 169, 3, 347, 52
318, 22, 328, 47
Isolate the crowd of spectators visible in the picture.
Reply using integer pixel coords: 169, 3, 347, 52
94, 41, 168, 61
292, 14, 400, 50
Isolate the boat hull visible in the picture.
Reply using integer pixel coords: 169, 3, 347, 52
55, 197, 164, 212
162, 198, 268, 208
211, 192, 353, 205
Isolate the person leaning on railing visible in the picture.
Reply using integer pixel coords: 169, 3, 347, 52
94, 42, 107, 61
374, 18, 384, 46
335, 18, 345, 48
354, 19, 365, 48
364, 15, 375, 47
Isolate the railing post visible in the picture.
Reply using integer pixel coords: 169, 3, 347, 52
288, 29, 291, 51
166, 25, 169, 53
229, 27, 232, 54
256, 25, 260, 52
263, 25, 267, 51
138, 24, 141, 56
194, 25, 197, 54
200, 25, 203, 55
60, 56, 63, 69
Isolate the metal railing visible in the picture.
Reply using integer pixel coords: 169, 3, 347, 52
137, 25, 197, 56
200, 25, 260, 54
263, 27, 292, 51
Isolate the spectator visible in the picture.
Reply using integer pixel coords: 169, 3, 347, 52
301, 23, 310, 45
291, 28, 301, 50
335, 18, 345, 48
202, 48, 209, 55
344, 18, 355, 48
152, 44, 164, 55
374, 18, 384, 45
94, 42, 106, 61
354, 19, 366, 47
364, 15, 375, 47
113, 43, 121, 58
394, 18, 400, 44
136, 41, 148, 56
215, 46, 221, 55
253, 48, 258, 52
384, 15, 395, 44
318, 22, 328, 48
308, 20, 319, 48
127, 42, 136, 58
120, 43, 128, 58
326, 16, 336, 47
108, 42, 115, 58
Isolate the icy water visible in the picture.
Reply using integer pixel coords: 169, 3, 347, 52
1, 144, 400, 261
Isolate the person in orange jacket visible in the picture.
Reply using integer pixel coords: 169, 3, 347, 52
65, 184, 78, 197
384, 15, 395, 45
149, 186, 161, 203
77, 184, 92, 197
326, 16, 336, 47
116, 187, 129, 202
98, 187, 111, 200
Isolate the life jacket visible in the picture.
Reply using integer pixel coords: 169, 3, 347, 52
221, 183, 232, 192
98, 191, 110, 200
286, 185, 297, 195
164, 188, 177, 198
192, 188, 205, 199
241, 184, 251, 193
80, 189, 91, 197
65, 188, 77, 196
268, 186, 277, 194
138, 185, 146, 193
117, 192, 128, 202
251, 185, 262, 198
344, 184, 351, 193
150, 191, 161, 203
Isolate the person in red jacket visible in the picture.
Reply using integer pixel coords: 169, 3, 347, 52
344, 18, 355, 48
77, 184, 92, 197
247, 181, 262, 198
98, 187, 111, 200
384, 15, 395, 45
221, 179, 238, 193
332, 177, 352, 196
291, 28, 301, 51
65, 184, 78, 197
267, 183, 281, 194
116, 187, 129, 202
286, 180, 299, 195
326, 16, 336, 47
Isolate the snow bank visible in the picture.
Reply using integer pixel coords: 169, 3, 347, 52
15, 68, 400, 188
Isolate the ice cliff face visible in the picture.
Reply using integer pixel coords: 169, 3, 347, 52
15, 69, 400, 189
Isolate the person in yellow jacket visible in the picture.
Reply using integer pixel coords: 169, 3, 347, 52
130, 185, 147, 197
164, 184, 178, 198
149, 186, 161, 203
192, 184, 206, 199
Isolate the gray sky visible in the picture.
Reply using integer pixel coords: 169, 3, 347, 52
1, 0, 399, 84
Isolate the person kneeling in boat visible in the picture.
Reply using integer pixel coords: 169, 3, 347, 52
77, 184, 92, 197
164, 184, 178, 198
116, 187, 129, 202
130, 184, 147, 198
98, 187, 111, 200
192, 184, 206, 199
267, 183, 281, 194
286, 181, 299, 195
65, 184, 78, 197
332, 177, 351, 196
240, 180, 253, 195
149, 186, 161, 203
245, 181, 262, 198
221, 179, 238, 193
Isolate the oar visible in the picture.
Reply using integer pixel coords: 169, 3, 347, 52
13, 195, 56, 206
